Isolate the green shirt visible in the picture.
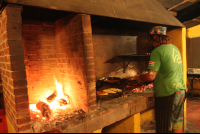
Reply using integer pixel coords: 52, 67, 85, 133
148, 44, 185, 97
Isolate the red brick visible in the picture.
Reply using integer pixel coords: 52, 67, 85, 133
7, 31, 22, 40
22, 25, 31, 31
89, 104, 96, 111
4, 7, 21, 16
87, 77, 96, 83
84, 45, 93, 51
10, 79, 27, 89
83, 38, 92, 45
135, 99, 143, 104
18, 123, 32, 132
7, 40, 23, 48
10, 55, 25, 63
4, 48, 9, 55
2, 32, 8, 41
86, 64, 95, 70
15, 95, 29, 104
86, 58, 94, 64
23, 20, 42, 26
22, 30, 37, 36
128, 101, 136, 106
9, 47, 24, 55
82, 26, 92, 33
11, 71, 26, 80
43, 26, 55, 31
15, 102, 29, 111
85, 51, 94, 58
6, 4, 23, 10
6, 23, 21, 32
88, 100, 96, 106
88, 89, 96, 94
99, 110, 108, 116
6, 70, 12, 78
31, 25, 43, 31
122, 103, 128, 109
83, 33, 92, 38
86, 70, 95, 76
115, 105, 123, 110
14, 109, 30, 119
107, 108, 116, 114
7, 15, 22, 23
10, 63, 26, 71
42, 21, 55, 27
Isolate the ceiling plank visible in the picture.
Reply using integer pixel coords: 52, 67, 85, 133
4, 0, 184, 27
176, 1, 200, 23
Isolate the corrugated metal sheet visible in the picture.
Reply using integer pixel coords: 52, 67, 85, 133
4, 0, 184, 27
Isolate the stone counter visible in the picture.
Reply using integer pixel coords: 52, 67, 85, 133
59, 93, 154, 133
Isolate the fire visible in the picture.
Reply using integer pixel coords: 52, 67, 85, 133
29, 80, 70, 119
43, 80, 69, 110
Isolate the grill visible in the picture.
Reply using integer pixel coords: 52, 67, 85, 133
96, 77, 153, 103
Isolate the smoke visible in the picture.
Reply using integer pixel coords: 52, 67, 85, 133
108, 67, 139, 78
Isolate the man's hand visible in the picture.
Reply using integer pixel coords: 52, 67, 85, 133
185, 87, 188, 93
135, 75, 142, 83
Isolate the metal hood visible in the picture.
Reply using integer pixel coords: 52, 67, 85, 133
4, 0, 184, 27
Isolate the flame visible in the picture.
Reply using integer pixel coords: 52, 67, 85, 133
29, 80, 70, 119
42, 80, 69, 110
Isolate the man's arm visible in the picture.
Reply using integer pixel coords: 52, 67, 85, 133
135, 69, 158, 83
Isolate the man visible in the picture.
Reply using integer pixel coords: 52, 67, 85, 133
135, 26, 186, 133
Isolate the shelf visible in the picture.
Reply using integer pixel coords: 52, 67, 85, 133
117, 54, 150, 58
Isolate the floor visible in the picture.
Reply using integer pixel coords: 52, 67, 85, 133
141, 95, 200, 133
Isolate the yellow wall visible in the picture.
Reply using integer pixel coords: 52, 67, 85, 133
167, 28, 187, 85
6, 116, 16, 133
140, 109, 154, 126
167, 27, 187, 129
100, 113, 141, 133
187, 24, 200, 37
186, 24, 200, 95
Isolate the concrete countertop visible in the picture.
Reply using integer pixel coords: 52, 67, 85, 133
60, 93, 154, 133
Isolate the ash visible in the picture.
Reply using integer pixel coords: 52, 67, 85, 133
31, 109, 86, 133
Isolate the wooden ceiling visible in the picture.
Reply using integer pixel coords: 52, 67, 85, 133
157, 0, 200, 28
1, 0, 200, 29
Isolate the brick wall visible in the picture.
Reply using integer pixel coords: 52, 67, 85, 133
55, 14, 96, 113
0, 4, 32, 133
22, 19, 58, 104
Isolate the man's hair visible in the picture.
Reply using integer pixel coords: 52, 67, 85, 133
149, 34, 171, 45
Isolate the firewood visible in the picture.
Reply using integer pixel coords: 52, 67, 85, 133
36, 101, 52, 118
57, 98, 68, 106
47, 90, 57, 103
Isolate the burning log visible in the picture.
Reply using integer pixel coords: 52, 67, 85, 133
47, 90, 57, 103
36, 101, 52, 118
57, 98, 68, 106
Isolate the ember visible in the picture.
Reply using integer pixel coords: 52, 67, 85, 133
96, 77, 154, 102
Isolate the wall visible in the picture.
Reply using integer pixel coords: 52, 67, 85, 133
22, 20, 58, 104
92, 28, 151, 79
0, 4, 32, 133
167, 27, 187, 129
186, 24, 200, 94
187, 24, 200, 38
55, 14, 96, 113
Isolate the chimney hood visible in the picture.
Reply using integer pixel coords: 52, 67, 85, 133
3, 0, 184, 27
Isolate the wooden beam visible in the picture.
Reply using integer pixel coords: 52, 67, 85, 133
3, 0, 184, 27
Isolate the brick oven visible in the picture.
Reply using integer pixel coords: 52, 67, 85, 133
0, 0, 184, 133
0, 4, 98, 133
